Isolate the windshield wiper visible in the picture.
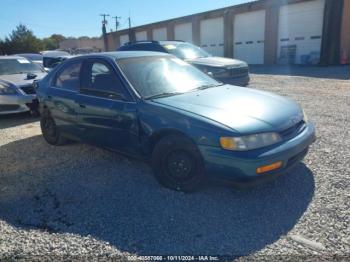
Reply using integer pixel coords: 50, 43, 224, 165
196, 83, 224, 90
145, 92, 184, 100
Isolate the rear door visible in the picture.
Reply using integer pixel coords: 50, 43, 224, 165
75, 58, 140, 154
46, 60, 82, 135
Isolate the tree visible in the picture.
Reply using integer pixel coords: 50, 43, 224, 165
2, 24, 43, 54
42, 37, 57, 50
41, 34, 67, 50
0, 38, 5, 55
50, 34, 66, 44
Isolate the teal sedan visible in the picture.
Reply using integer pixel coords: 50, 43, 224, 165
36, 52, 316, 192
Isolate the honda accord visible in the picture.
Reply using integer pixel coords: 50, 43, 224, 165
36, 52, 316, 192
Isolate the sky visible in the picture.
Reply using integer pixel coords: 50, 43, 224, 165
0, 0, 253, 39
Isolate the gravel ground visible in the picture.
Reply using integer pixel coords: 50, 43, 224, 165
0, 67, 349, 261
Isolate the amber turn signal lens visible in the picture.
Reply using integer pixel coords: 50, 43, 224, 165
220, 137, 236, 150
256, 161, 283, 174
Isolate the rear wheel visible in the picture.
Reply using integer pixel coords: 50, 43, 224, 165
152, 134, 205, 192
40, 111, 67, 146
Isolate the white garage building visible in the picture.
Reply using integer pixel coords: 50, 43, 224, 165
107, 0, 349, 65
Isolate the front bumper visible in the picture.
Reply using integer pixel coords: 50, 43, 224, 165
198, 122, 316, 182
216, 74, 250, 87
0, 94, 36, 115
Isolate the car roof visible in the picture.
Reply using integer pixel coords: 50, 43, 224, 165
70, 51, 171, 60
42, 51, 70, 57
0, 56, 29, 60
14, 53, 42, 56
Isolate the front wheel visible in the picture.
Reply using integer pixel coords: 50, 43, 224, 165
152, 134, 205, 192
40, 111, 67, 146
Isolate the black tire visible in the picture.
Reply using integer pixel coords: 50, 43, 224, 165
40, 111, 67, 146
152, 134, 205, 192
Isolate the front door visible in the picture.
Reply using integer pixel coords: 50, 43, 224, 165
75, 58, 139, 155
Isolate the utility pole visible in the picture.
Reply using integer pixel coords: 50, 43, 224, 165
112, 16, 122, 31
100, 14, 110, 51
128, 17, 131, 29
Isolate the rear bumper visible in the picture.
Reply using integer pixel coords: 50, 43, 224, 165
216, 74, 250, 87
0, 94, 36, 115
198, 122, 316, 182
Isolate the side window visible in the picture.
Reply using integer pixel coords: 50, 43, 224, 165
55, 62, 82, 90
138, 44, 165, 52
81, 60, 128, 100
147, 44, 166, 52
125, 44, 165, 52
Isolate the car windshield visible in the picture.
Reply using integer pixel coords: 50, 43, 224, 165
163, 43, 211, 60
0, 58, 43, 75
117, 56, 220, 99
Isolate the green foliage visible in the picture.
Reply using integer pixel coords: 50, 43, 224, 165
50, 34, 66, 44
0, 38, 4, 55
42, 34, 66, 50
1, 24, 43, 54
0, 25, 68, 54
42, 37, 58, 50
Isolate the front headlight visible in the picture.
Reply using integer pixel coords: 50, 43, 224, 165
208, 67, 228, 76
220, 132, 282, 151
239, 62, 248, 68
0, 83, 17, 95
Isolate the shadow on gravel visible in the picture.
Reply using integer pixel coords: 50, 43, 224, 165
250, 65, 350, 80
0, 112, 38, 129
0, 135, 315, 257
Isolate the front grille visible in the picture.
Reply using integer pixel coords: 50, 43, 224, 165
20, 84, 36, 95
280, 121, 306, 139
0, 104, 20, 112
229, 67, 249, 77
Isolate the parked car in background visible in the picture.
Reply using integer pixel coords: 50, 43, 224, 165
0, 56, 46, 115
41, 50, 71, 71
36, 52, 315, 192
118, 41, 250, 86
13, 53, 44, 68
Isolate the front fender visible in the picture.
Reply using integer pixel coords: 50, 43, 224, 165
137, 101, 237, 154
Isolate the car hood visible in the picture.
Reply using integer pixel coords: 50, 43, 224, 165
0, 72, 46, 86
153, 85, 303, 134
186, 56, 247, 68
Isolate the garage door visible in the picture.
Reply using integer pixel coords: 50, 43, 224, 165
152, 28, 167, 40
174, 23, 192, 42
135, 31, 147, 41
119, 34, 129, 46
234, 10, 266, 65
200, 17, 224, 56
278, 0, 325, 64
